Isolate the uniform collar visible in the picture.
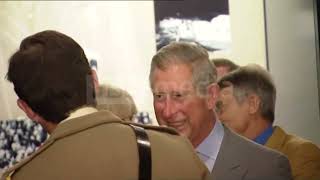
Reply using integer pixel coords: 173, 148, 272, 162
60, 107, 98, 124
51, 110, 122, 140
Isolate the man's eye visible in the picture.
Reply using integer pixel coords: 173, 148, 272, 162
172, 93, 185, 99
154, 93, 165, 101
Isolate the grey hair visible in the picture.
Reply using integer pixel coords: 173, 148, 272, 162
149, 42, 217, 96
217, 64, 276, 123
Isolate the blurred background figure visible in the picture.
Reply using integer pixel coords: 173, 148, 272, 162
211, 58, 239, 79
89, 59, 138, 122
217, 64, 320, 180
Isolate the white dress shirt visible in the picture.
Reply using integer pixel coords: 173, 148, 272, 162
196, 119, 224, 172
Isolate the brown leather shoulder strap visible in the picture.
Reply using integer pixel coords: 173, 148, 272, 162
129, 124, 152, 180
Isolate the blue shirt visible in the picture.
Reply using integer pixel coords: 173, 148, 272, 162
196, 120, 224, 172
254, 125, 274, 145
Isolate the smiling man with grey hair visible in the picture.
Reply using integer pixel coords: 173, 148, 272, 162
149, 42, 293, 180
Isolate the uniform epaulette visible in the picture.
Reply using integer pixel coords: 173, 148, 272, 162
123, 122, 179, 135
4, 170, 14, 180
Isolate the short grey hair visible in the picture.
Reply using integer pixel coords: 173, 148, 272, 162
217, 64, 276, 123
149, 42, 217, 96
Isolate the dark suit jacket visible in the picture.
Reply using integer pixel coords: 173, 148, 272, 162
1, 110, 208, 180
210, 126, 293, 180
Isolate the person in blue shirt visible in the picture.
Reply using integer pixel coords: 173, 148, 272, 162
216, 64, 320, 180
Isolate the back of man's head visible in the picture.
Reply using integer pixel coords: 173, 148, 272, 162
211, 58, 239, 71
211, 58, 239, 79
217, 64, 276, 123
6, 30, 96, 124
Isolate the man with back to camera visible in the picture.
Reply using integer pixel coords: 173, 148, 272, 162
216, 64, 320, 180
149, 42, 293, 180
1, 30, 209, 180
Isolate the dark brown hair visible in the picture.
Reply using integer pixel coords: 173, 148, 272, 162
6, 30, 96, 123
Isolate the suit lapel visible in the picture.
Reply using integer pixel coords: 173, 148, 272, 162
210, 126, 248, 180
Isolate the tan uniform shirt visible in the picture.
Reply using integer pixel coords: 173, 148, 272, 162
1, 110, 208, 180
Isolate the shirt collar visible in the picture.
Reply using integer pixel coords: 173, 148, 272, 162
196, 119, 224, 171
60, 107, 98, 124
254, 125, 274, 145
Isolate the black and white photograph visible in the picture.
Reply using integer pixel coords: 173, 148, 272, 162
154, 0, 230, 51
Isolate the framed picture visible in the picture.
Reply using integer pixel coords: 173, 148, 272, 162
154, 0, 230, 52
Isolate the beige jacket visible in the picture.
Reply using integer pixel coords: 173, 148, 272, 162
1, 110, 209, 180
266, 126, 320, 180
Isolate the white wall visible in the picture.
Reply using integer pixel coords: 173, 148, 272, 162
228, 0, 267, 67
210, 0, 267, 67
0, 1, 278, 122
229, 0, 320, 144
1, 1, 320, 144
265, 0, 320, 144
0, 2, 34, 120
0, 1, 269, 122
0, 1, 157, 122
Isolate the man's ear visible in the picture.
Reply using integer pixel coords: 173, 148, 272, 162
17, 99, 37, 120
91, 69, 99, 93
248, 94, 260, 114
206, 83, 220, 109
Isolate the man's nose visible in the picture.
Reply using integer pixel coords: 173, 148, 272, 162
163, 98, 177, 119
